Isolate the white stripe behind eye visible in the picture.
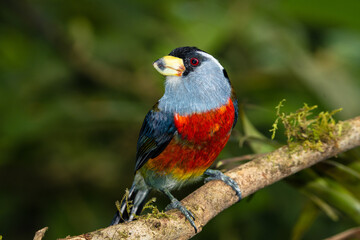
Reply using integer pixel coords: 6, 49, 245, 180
198, 51, 224, 70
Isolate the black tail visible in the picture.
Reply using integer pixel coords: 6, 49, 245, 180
110, 185, 150, 225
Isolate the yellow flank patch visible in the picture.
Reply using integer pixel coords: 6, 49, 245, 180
171, 166, 207, 181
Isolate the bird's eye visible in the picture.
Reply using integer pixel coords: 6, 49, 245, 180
190, 58, 199, 66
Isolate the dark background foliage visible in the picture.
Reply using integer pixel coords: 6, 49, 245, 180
1, 0, 360, 239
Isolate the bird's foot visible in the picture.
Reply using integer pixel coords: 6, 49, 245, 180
162, 190, 197, 233
204, 169, 242, 201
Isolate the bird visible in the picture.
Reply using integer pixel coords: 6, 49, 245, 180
110, 46, 241, 232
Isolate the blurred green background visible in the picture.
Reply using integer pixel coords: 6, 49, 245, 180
1, 0, 360, 239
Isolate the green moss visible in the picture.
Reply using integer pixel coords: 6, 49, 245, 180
115, 188, 138, 221
116, 190, 172, 222
140, 197, 173, 220
270, 99, 343, 152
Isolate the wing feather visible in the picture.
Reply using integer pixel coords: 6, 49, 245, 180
134, 109, 176, 172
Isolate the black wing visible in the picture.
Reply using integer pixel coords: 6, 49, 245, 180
134, 109, 176, 172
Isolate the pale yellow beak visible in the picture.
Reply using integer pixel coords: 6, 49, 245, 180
153, 56, 185, 76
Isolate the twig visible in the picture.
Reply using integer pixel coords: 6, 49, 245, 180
325, 227, 360, 240
56, 116, 360, 240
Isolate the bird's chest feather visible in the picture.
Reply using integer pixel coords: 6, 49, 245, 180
144, 98, 235, 182
174, 99, 234, 143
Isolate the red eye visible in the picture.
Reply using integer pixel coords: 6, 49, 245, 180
190, 58, 199, 66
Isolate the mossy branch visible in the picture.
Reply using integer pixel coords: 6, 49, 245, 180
51, 116, 360, 240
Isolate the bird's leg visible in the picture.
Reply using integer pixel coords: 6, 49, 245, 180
204, 169, 242, 201
161, 189, 197, 233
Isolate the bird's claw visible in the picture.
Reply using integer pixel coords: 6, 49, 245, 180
204, 169, 242, 201
168, 198, 197, 232
165, 203, 174, 211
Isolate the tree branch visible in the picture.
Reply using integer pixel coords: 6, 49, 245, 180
59, 116, 360, 240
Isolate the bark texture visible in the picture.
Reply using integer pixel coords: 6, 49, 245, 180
59, 116, 360, 240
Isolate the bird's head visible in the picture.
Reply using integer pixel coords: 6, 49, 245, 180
153, 46, 232, 114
